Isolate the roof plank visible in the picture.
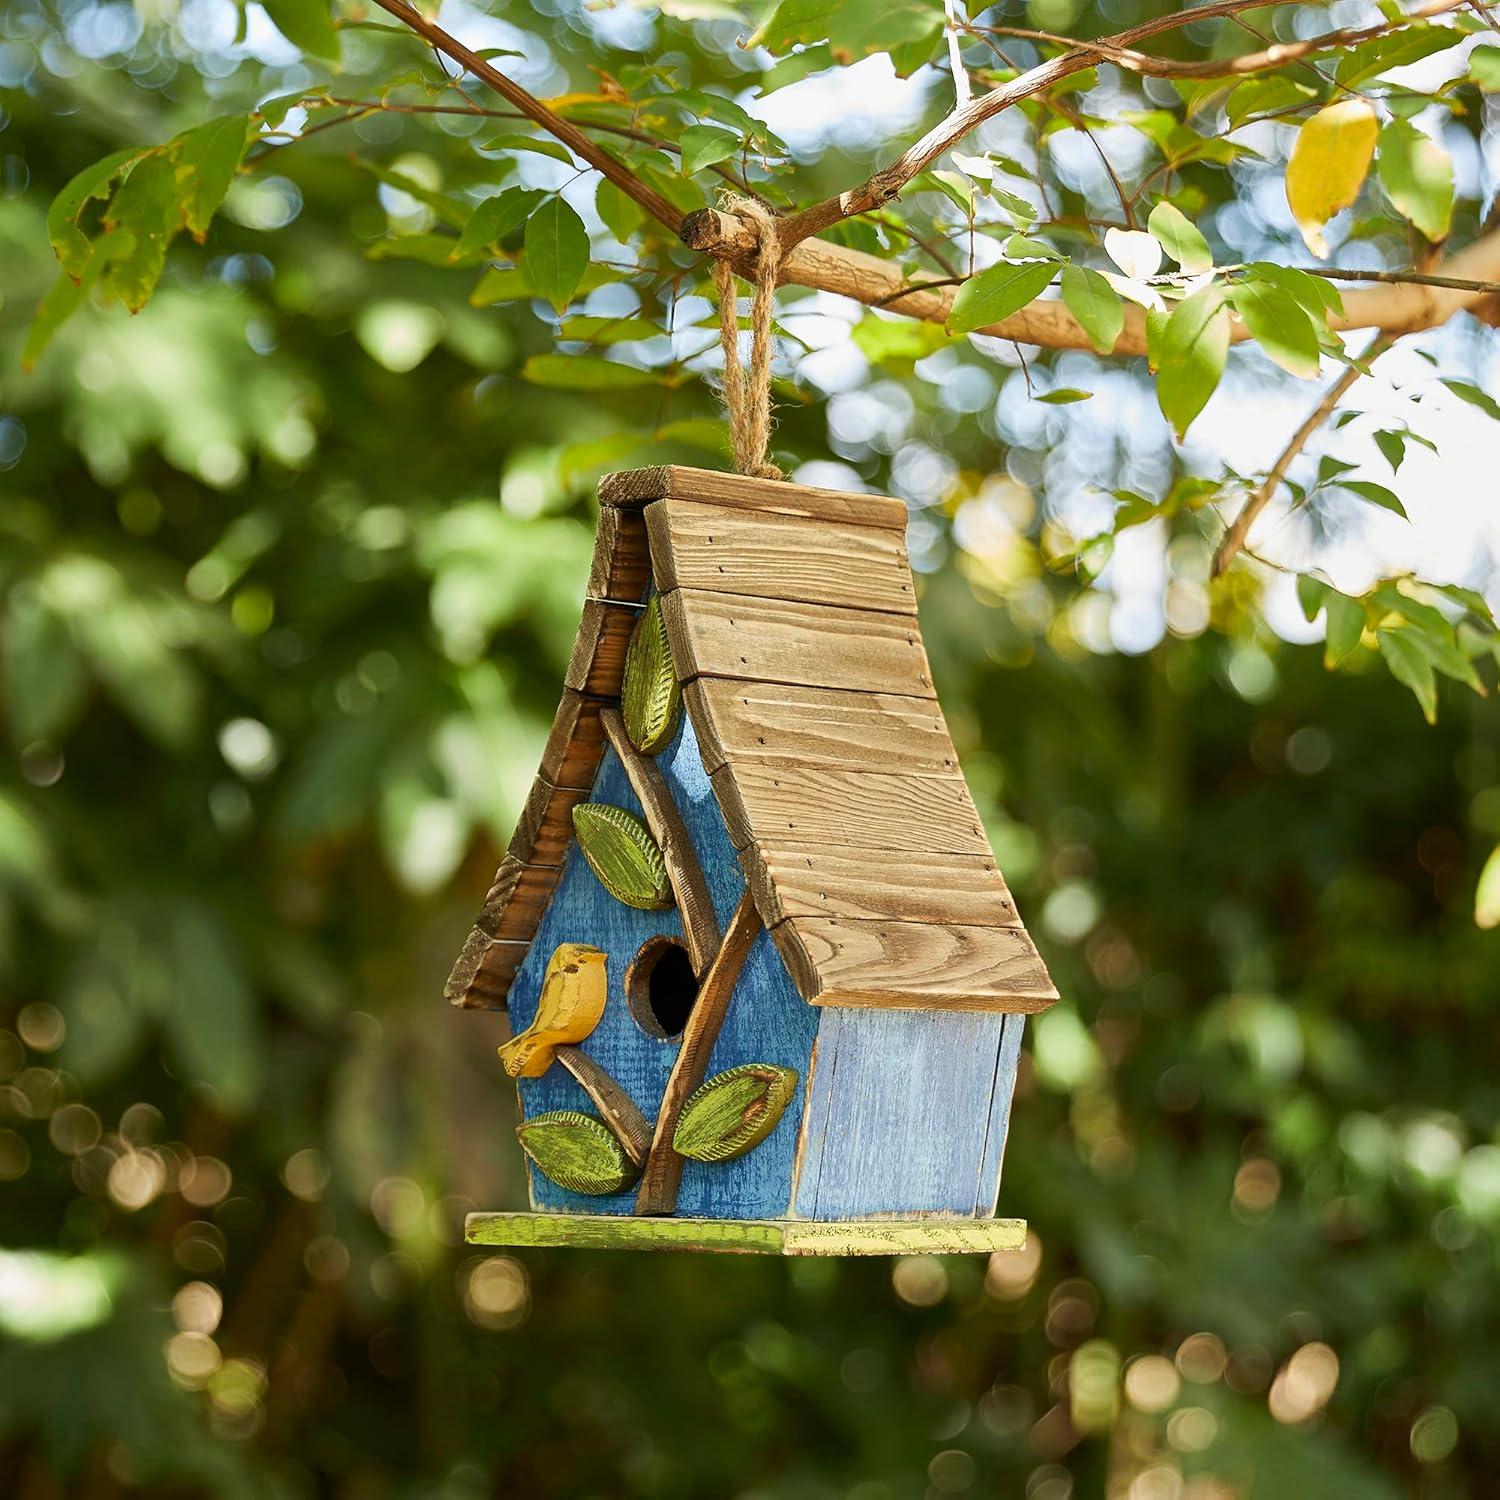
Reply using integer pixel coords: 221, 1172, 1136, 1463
772, 917, 1058, 1013
746, 844, 1019, 929
711, 763, 988, 856
646, 498, 916, 614
599, 465, 908, 531
661, 589, 935, 699
685, 680, 961, 778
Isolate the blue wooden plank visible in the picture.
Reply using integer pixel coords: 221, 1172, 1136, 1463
509, 712, 815, 1218
797, 1008, 1005, 1220
974, 1012, 1026, 1215
790, 1008, 843, 1218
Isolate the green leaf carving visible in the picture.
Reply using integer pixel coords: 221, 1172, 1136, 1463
572, 803, 673, 909
622, 595, 680, 755
516, 1111, 640, 1195
673, 1064, 798, 1163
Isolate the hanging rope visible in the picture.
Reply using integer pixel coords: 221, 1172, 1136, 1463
712, 195, 784, 481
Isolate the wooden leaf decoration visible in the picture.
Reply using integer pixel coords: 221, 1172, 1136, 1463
672, 1064, 798, 1163
621, 595, 680, 755
516, 1110, 640, 1195
572, 803, 673, 909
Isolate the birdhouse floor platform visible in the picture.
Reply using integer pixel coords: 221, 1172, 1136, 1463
465, 1212, 1026, 1256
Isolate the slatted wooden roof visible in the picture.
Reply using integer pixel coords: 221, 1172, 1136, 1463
447, 465, 1057, 1016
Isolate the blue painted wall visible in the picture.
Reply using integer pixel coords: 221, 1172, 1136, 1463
508, 712, 818, 1218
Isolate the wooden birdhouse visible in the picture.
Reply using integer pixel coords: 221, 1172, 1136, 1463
450, 466, 1058, 1255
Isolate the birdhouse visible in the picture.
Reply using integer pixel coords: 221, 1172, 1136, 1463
450, 466, 1058, 1255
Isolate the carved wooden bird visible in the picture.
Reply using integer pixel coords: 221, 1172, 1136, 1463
498, 943, 607, 1078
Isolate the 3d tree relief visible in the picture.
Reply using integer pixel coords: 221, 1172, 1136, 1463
447, 467, 1059, 1255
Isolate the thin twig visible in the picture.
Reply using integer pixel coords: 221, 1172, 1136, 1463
1212, 336, 1396, 577
945, 0, 973, 105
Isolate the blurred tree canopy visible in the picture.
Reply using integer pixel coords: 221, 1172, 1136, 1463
2, 1, 1499, 1497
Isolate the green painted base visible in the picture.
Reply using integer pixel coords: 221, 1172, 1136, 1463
465, 1212, 1027, 1256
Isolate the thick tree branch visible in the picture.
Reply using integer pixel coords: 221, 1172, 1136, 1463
1212, 336, 1396, 577
681, 209, 1500, 352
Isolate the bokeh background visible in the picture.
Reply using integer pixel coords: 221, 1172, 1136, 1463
4, 1, 1500, 1496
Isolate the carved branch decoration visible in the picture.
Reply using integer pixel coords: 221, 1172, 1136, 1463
635, 890, 762, 1217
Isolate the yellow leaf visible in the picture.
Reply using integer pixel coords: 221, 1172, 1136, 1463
1285, 101, 1378, 258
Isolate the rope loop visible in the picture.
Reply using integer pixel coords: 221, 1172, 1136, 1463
713, 195, 784, 481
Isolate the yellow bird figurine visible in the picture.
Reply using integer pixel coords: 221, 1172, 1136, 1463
497, 943, 607, 1078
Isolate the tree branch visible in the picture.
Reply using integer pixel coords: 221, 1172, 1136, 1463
974, 0, 1463, 83
366, 0, 682, 233
775, 0, 1466, 248
370, 0, 1500, 355
1211, 336, 1396, 577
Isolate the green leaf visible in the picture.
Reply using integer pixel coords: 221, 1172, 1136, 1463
3, 593, 88, 744
595, 178, 643, 243
673, 1064, 799, 1162
1373, 429, 1406, 473
520, 355, 663, 391
451, 189, 545, 261
1286, 101, 1378, 257
260, 0, 340, 61
516, 1111, 640, 1195
1225, 75, 1317, 128
1231, 281, 1320, 379
571, 803, 673, 908
1060, 263, 1123, 354
754, 0, 939, 71
558, 315, 662, 345
173, 114, 253, 242
101, 153, 182, 312
47, 146, 143, 279
621, 596, 681, 755
1342, 480, 1408, 520
1471, 44, 1500, 92
356, 161, 470, 229
1324, 592, 1366, 666
680, 124, 741, 175
1377, 119, 1453, 242
1146, 200, 1212, 274
1476, 846, 1500, 930
1296, 574, 1330, 624
1247, 262, 1343, 319
23, 235, 129, 370
480, 132, 575, 164
1441, 379, 1500, 421
165, 902, 264, 1115
1377, 627, 1437, 723
948, 259, 1057, 335
1336, 24, 1463, 87
851, 315, 954, 370
1037, 388, 1092, 404
523, 195, 590, 313
1151, 289, 1230, 441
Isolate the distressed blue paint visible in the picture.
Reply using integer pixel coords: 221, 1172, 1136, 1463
975, 1013, 1026, 1215
794, 1007, 1008, 1220
509, 713, 815, 1218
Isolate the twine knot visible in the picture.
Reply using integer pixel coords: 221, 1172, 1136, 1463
713, 195, 784, 481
